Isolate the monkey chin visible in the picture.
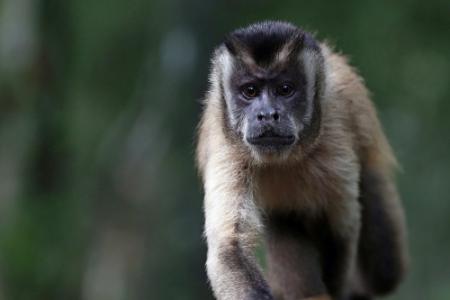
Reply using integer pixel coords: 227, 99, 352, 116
246, 142, 298, 166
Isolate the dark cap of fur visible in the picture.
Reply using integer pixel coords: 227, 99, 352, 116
224, 21, 319, 66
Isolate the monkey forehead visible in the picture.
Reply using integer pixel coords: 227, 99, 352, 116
224, 21, 307, 67
230, 58, 303, 83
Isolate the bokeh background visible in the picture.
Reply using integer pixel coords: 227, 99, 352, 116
0, 0, 449, 299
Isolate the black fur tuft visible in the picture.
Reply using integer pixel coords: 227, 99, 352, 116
224, 21, 318, 65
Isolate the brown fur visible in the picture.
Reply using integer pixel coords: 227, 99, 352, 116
196, 41, 407, 300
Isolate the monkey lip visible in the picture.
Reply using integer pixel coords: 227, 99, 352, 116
247, 132, 295, 147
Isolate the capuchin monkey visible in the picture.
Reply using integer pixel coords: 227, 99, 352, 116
196, 21, 408, 300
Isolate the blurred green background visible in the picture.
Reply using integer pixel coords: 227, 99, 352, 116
0, 0, 449, 299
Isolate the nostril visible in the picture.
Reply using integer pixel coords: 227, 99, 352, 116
272, 112, 280, 121
257, 113, 264, 121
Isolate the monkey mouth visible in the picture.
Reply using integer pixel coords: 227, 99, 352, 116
247, 131, 295, 148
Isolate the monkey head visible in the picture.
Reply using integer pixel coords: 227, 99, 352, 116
218, 21, 325, 162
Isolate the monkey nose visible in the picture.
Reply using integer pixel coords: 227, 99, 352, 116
257, 110, 280, 122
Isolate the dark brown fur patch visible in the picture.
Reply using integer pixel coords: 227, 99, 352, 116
357, 167, 405, 295
265, 212, 327, 299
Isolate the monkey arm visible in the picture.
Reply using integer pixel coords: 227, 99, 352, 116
203, 157, 273, 300
336, 85, 407, 296
356, 145, 408, 296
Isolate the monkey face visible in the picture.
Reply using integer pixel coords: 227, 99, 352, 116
227, 63, 308, 155
219, 22, 324, 161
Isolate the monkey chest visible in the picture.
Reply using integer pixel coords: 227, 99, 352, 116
253, 164, 354, 214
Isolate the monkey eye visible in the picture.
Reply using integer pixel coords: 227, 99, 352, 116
276, 83, 295, 97
241, 84, 259, 99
